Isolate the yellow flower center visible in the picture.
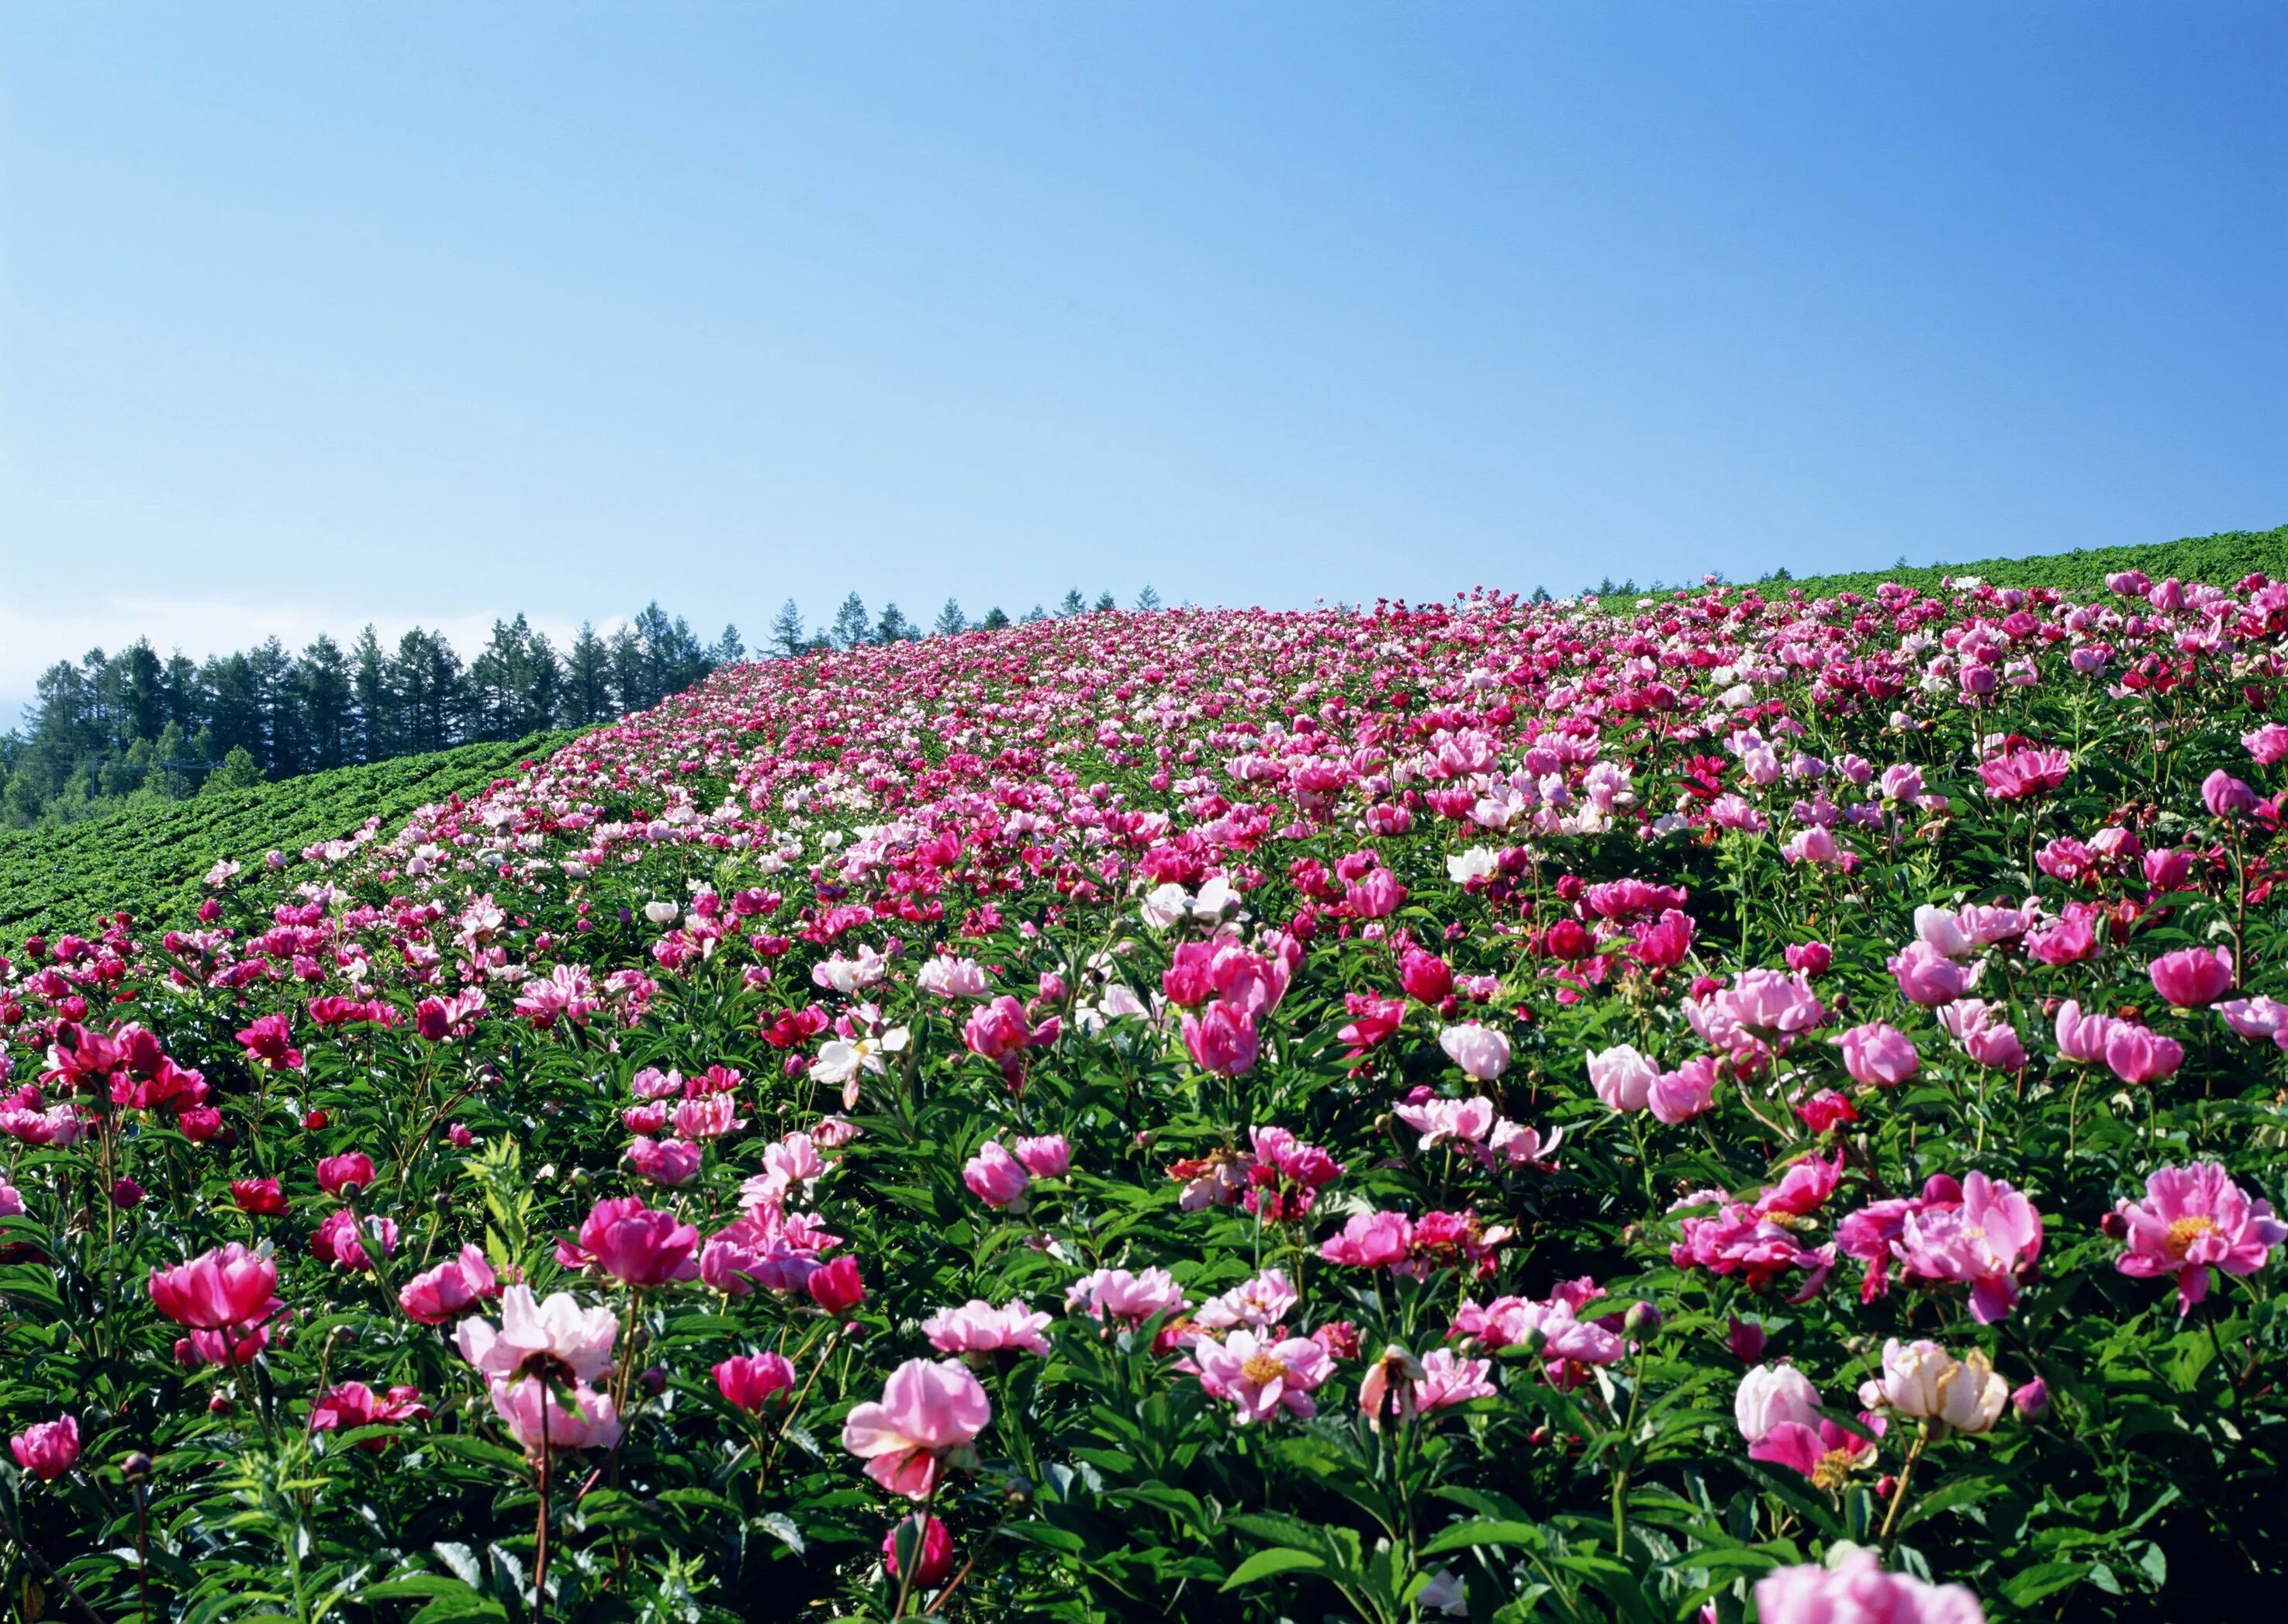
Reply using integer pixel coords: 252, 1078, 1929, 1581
1811, 1449, 1856, 1492
2164, 1215, 2221, 1263
1241, 1353, 1291, 1385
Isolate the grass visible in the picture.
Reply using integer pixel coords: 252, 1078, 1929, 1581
0, 730, 572, 942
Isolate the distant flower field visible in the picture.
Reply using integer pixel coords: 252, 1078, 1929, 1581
1, 567, 2285, 1622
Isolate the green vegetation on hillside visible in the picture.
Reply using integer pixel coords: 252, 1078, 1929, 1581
1778, 521, 2288, 600
1568, 522, 2286, 602
0, 730, 571, 942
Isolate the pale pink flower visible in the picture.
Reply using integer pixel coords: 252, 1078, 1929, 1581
922, 1298, 1052, 1357
489, 1376, 623, 1457
1438, 1023, 1510, 1081
1191, 1268, 1299, 1331
1754, 1547, 1983, 1623
1012, 1134, 1071, 1177
1857, 1338, 2007, 1432
1585, 1044, 1656, 1113
1838, 1022, 1920, 1087
454, 1284, 619, 1384
840, 1358, 992, 1498
1193, 1329, 1333, 1422
1064, 1266, 1187, 1324
1393, 1094, 1498, 1148
1733, 1363, 1821, 1443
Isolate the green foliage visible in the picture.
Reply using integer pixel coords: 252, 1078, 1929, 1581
0, 731, 570, 940
1771, 522, 2288, 600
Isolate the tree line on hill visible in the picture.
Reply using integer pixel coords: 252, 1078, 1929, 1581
0, 585, 1162, 828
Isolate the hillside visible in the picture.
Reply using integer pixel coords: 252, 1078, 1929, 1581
1776, 521, 2286, 600
0, 728, 569, 940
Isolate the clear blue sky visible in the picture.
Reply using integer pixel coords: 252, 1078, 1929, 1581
2, 3, 2281, 714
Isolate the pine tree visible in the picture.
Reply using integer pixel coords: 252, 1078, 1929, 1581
1058, 589, 1087, 617
831, 593, 872, 650
350, 626, 393, 762
299, 634, 353, 770
875, 603, 918, 644
1021, 604, 1049, 624
769, 600, 807, 658
564, 624, 612, 724
980, 606, 1011, 631
1093, 591, 1115, 613
932, 599, 966, 637
710, 624, 745, 665
1134, 585, 1162, 612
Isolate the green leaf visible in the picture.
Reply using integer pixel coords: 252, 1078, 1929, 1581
1420, 1519, 1547, 1557
1220, 1548, 1326, 1590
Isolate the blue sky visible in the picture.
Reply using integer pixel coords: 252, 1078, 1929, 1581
2, 3, 2280, 716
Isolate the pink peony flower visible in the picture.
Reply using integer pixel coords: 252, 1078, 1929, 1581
2148, 945, 2234, 1007
1889, 941, 1978, 1006
963, 1141, 1032, 1209
315, 1152, 375, 1194
399, 1244, 501, 1325
454, 1285, 619, 1384
2103, 1022, 2183, 1085
1394, 1094, 1498, 1148
489, 1376, 623, 1457
1194, 1328, 1335, 1422
1754, 1547, 1984, 1623
1012, 1134, 1071, 1177
1648, 1056, 1719, 1124
1894, 1172, 2043, 1323
1181, 1001, 1261, 1076
840, 1358, 992, 1498
310, 1208, 399, 1271
9, 1415, 78, 1481
627, 1135, 705, 1185
922, 1298, 1052, 1356
714, 1351, 797, 1411
2203, 769, 2260, 818
2113, 1162, 2287, 1314
572, 1196, 700, 1287
1318, 1209, 1415, 1270
1438, 1023, 1511, 1081
2053, 1000, 2115, 1063
1838, 1022, 1920, 1087
1585, 1044, 1656, 1113
1064, 1266, 1187, 1324
149, 1243, 281, 1329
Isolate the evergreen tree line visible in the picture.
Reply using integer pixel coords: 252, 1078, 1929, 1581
0, 605, 737, 828
766, 585, 1161, 653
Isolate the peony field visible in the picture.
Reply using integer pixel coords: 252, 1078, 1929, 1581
5, 568, 2288, 1624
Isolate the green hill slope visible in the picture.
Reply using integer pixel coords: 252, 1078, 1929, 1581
0, 730, 571, 942
1778, 522, 2286, 599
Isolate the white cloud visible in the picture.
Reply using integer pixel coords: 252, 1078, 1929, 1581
0, 597, 618, 728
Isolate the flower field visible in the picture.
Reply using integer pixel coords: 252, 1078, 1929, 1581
2, 567, 2286, 1623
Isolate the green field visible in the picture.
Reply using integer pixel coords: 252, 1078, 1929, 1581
1778, 521, 2286, 600
0, 730, 571, 942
